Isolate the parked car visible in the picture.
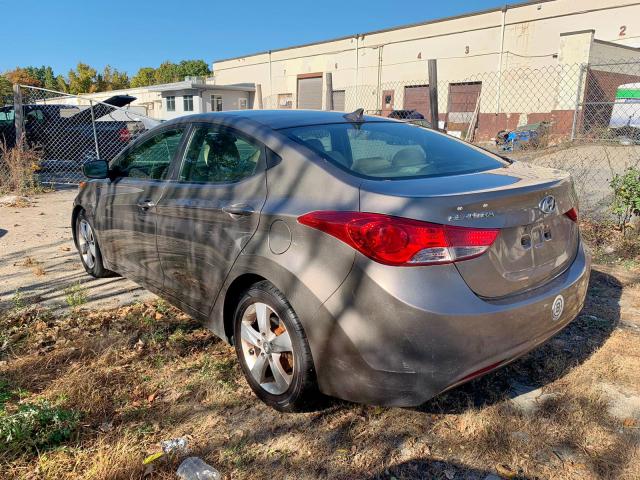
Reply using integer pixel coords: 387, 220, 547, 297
73, 110, 590, 411
388, 109, 425, 120
0, 95, 148, 177
609, 82, 640, 143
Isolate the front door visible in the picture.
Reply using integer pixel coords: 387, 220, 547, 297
94, 126, 186, 288
155, 124, 267, 314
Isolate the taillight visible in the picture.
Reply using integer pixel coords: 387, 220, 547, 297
119, 127, 131, 142
564, 207, 578, 222
297, 211, 499, 266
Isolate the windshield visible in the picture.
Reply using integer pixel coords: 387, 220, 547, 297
281, 122, 506, 179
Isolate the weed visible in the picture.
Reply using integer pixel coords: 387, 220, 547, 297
200, 356, 238, 389
221, 437, 256, 468
610, 166, 640, 235
154, 299, 169, 314
33, 265, 46, 276
0, 138, 43, 195
11, 290, 25, 310
63, 283, 88, 308
0, 381, 30, 411
0, 380, 13, 410
0, 400, 79, 458
23, 256, 37, 267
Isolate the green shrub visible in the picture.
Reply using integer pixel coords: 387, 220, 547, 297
0, 400, 79, 457
610, 166, 640, 235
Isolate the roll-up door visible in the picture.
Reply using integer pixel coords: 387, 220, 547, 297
297, 75, 323, 109
403, 85, 430, 118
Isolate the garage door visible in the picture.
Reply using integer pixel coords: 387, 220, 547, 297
297, 76, 323, 110
448, 82, 482, 123
332, 90, 345, 111
403, 85, 430, 118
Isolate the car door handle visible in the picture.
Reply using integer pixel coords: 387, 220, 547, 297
137, 200, 155, 210
222, 204, 254, 217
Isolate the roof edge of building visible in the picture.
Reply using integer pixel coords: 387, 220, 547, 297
212, 0, 554, 64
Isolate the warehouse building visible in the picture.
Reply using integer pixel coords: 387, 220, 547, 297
211, 0, 640, 140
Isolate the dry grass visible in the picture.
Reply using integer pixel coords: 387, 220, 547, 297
1, 264, 639, 480
0, 139, 43, 195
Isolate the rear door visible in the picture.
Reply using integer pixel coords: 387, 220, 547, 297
95, 126, 186, 287
155, 123, 267, 314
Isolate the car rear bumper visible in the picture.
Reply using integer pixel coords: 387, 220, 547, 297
313, 240, 591, 407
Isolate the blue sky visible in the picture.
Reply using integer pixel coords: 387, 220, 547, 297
1, 0, 507, 76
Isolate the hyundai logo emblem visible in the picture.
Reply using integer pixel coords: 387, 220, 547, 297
539, 195, 556, 214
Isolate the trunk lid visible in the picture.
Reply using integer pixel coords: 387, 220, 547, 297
358, 162, 580, 298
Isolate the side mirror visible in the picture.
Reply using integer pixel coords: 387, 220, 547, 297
82, 159, 109, 179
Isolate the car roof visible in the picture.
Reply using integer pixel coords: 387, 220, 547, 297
168, 109, 394, 130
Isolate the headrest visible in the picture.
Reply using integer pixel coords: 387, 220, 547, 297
392, 148, 426, 168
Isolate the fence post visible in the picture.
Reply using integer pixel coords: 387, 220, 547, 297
13, 84, 24, 147
324, 72, 334, 111
570, 64, 586, 142
428, 59, 439, 130
88, 100, 100, 159
254, 84, 263, 109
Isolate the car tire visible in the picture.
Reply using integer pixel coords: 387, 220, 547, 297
75, 210, 113, 278
233, 280, 319, 412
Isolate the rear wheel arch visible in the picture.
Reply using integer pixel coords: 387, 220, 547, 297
223, 273, 267, 343
71, 205, 84, 247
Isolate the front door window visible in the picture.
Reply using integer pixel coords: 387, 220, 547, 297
110, 128, 184, 180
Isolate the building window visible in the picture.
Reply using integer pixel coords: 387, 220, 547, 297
278, 93, 293, 109
166, 96, 175, 112
238, 98, 248, 110
183, 95, 194, 112
211, 95, 223, 111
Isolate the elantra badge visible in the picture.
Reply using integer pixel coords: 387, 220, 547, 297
551, 295, 564, 321
539, 195, 556, 214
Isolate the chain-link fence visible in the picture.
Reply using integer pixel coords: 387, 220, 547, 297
2, 60, 639, 218
0, 85, 160, 185
319, 60, 639, 218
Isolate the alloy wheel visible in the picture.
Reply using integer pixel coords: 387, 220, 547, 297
239, 302, 294, 395
77, 219, 96, 269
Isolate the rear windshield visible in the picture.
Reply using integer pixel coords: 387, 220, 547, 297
280, 122, 506, 179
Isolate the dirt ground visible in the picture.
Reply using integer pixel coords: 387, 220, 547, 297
0, 189, 154, 313
1, 190, 639, 480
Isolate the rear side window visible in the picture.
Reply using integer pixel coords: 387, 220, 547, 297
178, 125, 262, 184
281, 122, 506, 179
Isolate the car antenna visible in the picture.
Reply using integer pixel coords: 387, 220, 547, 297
343, 108, 365, 123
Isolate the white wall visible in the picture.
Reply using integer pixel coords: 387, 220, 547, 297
201, 89, 251, 112
212, 0, 640, 111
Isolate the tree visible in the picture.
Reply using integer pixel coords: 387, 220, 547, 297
0, 75, 13, 103
96, 65, 130, 92
154, 61, 180, 84
177, 59, 211, 79
55, 75, 69, 93
110, 69, 130, 90
42, 66, 57, 90
130, 67, 156, 87
5, 68, 41, 87
20, 66, 58, 90
68, 62, 97, 94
